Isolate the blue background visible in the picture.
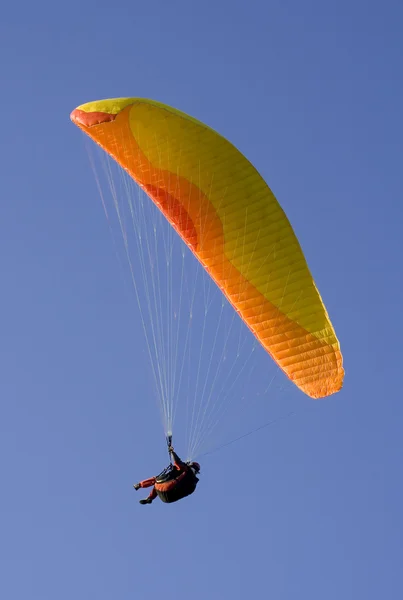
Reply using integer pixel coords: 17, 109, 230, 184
1, 1, 402, 598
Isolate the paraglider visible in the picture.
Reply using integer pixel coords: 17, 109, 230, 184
133, 438, 200, 505
70, 97, 345, 486
70, 97, 344, 400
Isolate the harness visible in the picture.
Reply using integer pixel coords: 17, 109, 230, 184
154, 435, 198, 502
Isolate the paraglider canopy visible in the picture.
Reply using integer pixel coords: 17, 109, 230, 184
71, 97, 344, 399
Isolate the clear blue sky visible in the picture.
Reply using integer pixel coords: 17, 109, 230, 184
1, 1, 402, 598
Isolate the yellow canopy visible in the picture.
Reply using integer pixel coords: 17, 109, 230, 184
71, 98, 344, 398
